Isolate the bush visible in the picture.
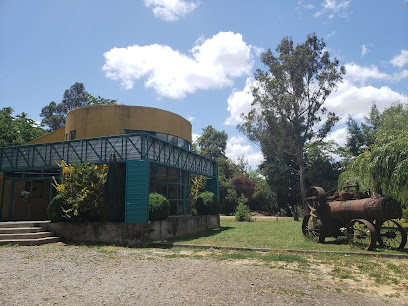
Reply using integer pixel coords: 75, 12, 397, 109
196, 191, 221, 215
235, 202, 252, 222
47, 194, 65, 222
149, 193, 170, 221
53, 161, 108, 222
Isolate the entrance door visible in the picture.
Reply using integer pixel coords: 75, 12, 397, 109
11, 180, 50, 221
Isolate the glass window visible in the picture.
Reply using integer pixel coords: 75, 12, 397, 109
69, 130, 76, 140
177, 201, 184, 215
169, 135, 178, 146
155, 183, 167, 197
156, 133, 167, 142
169, 201, 177, 215
168, 184, 177, 199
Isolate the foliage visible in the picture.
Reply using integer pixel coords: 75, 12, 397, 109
52, 161, 108, 221
191, 175, 207, 204
40, 82, 118, 131
305, 141, 341, 191
239, 33, 345, 210
235, 202, 252, 222
195, 191, 221, 215
345, 103, 381, 156
196, 125, 228, 159
47, 193, 65, 222
149, 193, 170, 221
339, 103, 408, 208
0, 107, 44, 147
87, 94, 118, 105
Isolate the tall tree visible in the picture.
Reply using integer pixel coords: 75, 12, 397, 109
339, 102, 408, 208
0, 107, 44, 147
196, 125, 228, 160
239, 33, 345, 211
40, 83, 118, 131
345, 103, 381, 156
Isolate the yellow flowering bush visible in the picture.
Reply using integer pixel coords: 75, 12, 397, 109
52, 161, 108, 221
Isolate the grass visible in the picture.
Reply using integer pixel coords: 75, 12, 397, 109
157, 218, 408, 254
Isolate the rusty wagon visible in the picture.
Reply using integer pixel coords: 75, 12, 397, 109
302, 183, 407, 250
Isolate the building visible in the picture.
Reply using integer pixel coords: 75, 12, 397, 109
0, 105, 218, 223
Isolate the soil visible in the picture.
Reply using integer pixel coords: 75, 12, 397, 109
0, 243, 405, 305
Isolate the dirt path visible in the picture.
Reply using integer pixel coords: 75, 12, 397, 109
0, 243, 405, 305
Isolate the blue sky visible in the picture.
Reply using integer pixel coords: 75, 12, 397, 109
1, 0, 407, 167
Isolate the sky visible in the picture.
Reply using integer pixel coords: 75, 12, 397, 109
1, 0, 407, 167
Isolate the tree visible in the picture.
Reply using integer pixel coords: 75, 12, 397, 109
0, 107, 44, 147
196, 125, 228, 160
239, 33, 345, 211
345, 103, 381, 156
304, 141, 341, 192
339, 103, 408, 208
40, 83, 118, 131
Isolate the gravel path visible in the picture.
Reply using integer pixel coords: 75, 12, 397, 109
0, 243, 403, 305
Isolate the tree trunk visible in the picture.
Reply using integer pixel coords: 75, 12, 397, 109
296, 146, 308, 213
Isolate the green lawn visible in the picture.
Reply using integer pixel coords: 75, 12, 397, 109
158, 218, 408, 254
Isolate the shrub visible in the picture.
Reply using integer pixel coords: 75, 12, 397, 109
196, 191, 221, 215
235, 202, 252, 222
149, 193, 170, 221
47, 193, 65, 222
53, 161, 108, 222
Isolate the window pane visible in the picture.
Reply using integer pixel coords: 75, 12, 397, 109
177, 201, 184, 215
169, 201, 177, 216
168, 184, 177, 199
155, 183, 167, 197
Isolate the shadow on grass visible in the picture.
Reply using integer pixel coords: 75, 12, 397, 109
156, 226, 234, 245
320, 237, 408, 254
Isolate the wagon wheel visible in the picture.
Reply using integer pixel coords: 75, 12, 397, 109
347, 219, 377, 251
307, 187, 326, 211
377, 219, 407, 250
302, 214, 325, 243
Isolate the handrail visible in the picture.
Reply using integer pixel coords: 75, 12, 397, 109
0, 133, 217, 177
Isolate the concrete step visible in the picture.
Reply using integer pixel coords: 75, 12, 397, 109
0, 231, 54, 240
0, 221, 51, 228
0, 227, 43, 234
0, 236, 60, 246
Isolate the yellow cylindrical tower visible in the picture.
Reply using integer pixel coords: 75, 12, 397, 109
64, 105, 192, 142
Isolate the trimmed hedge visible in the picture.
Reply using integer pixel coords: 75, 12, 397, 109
149, 193, 170, 221
47, 194, 65, 222
196, 191, 220, 215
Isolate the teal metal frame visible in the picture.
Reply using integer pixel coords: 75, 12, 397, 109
0, 132, 218, 223
0, 133, 217, 178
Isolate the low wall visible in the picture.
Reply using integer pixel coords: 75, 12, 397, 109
43, 215, 220, 247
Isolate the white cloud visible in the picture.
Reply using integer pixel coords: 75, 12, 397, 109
326, 126, 348, 147
314, 0, 351, 19
225, 136, 263, 168
326, 30, 336, 38
187, 116, 196, 122
361, 44, 368, 57
225, 78, 255, 125
144, 0, 198, 22
192, 133, 200, 142
103, 32, 254, 99
390, 49, 408, 68
394, 69, 408, 81
344, 62, 390, 84
325, 79, 408, 122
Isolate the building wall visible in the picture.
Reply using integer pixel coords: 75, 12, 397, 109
65, 105, 192, 142
26, 127, 65, 145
